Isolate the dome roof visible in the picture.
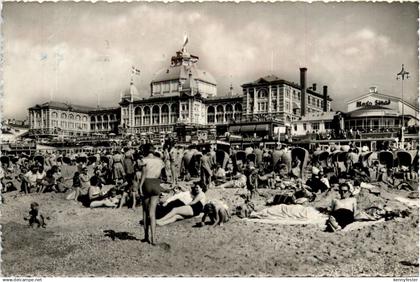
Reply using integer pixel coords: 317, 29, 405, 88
151, 64, 216, 85
121, 83, 140, 99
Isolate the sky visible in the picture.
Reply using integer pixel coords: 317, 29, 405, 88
2, 1, 419, 119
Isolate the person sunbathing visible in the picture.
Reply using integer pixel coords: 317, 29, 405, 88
214, 167, 247, 190
326, 182, 357, 232
156, 183, 206, 226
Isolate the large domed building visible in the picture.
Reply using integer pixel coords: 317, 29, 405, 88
119, 44, 243, 142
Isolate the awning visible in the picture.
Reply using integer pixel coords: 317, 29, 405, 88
229, 126, 241, 132
240, 125, 256, 132
255, 124, 269, 131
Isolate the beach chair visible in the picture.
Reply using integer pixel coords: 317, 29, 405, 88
247, 153, 257, 165
33, 155, 45, 167
396, 151, 413, 172
319, 151, 330, 168
235, 151, 246, 167
378, 151, 395, 170
1, 156, 10, 167
215, 149, 227, 169
88, 155, 97, 164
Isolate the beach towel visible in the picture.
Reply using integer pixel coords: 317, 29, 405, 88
244, 204, 328, 226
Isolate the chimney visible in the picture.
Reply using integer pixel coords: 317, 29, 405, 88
312, 83, 317, 92
323, 85, 328, 112
300, 68, 307, 116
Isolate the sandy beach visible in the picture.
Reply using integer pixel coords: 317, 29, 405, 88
1, 184, 418, 277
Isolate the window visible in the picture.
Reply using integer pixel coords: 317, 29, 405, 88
163, 82, 170, 92
317, 99, 320, 108
298, 92, 301, 100
294, 124, 297, 131
303, 123, 307, 131
312, 122, 319, 130
307, 96, 311, 105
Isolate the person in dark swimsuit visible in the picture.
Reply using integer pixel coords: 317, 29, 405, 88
139, 144, 165, 245
156, 183, 206, 226
326, 182, 357, 232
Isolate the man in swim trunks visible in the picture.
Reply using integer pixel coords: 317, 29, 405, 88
139, 143, 165, 245
326, 182, 357, 232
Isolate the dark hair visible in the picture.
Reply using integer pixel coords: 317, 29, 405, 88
90, 176, 99, 186
339, 182, 350, 191
143, 143, 155, 155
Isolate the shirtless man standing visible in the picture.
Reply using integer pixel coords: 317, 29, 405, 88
139, 143, 165, 245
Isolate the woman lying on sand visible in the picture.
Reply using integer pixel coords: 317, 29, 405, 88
156, 182, 206, 226
326, 182, 357, 232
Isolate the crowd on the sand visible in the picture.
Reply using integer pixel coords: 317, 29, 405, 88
0, 140, 418, 244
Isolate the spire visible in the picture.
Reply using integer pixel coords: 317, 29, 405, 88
228, 83, 234, 96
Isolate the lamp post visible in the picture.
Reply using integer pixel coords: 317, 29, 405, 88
396, 64, 409, 149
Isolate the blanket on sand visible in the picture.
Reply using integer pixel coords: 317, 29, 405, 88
244, 204, 328, 226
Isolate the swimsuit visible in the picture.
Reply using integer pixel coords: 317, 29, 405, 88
331, 209, 354, 228
143, 178, 161, 197
190, 201, 204, 216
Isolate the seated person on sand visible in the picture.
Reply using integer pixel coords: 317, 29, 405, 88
39, 169, 58, 193
305, 166, 330, 194
156, 182, 206, 226
88, 176, 120, 208
214, 166, 247, 189
325, 182, 357, 232
213, 164, 227, 185
156, 185, 193, 219
198, 200, 230, 227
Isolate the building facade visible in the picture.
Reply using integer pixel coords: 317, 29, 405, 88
119, 48, 244, 140
28, 101, 120, 137
345, 87, 419, 132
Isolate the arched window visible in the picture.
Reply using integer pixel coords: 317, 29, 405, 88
143, 106, 151, 125
225, 104, 233, 122
234, 104, 242, 121
52, 112, 58, 119
170, 104, 178, 123
61, 113, 67, 119
134, 107, 141, 126
161, 104, 169, 124
83, 116, 88, 122
207, 106, 215, 124
75, 115, 81, 121
69, 114, 74, 120
91, 116, 96, 122
216, 105, 224, 123
152, 105, 160, 124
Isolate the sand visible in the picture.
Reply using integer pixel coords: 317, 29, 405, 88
1, 184, 418, 277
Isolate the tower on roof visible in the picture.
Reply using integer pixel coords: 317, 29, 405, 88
150, 36, 217, 98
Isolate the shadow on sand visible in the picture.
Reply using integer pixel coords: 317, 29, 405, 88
103, 229, 140, 241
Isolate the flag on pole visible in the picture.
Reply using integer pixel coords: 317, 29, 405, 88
131, 66, 141, 75
183, 33, 189, 48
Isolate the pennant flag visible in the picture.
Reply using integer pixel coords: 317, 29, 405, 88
131, 66, 141, 75
183, 33, 189, 48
